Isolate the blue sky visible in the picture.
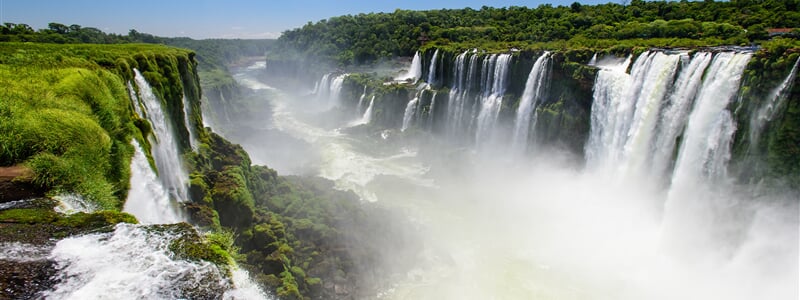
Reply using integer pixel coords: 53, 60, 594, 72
2, 0, 612, 39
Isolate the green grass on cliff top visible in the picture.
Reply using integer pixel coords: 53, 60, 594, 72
0, 42, 193, 209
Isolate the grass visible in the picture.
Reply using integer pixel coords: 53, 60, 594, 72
0, 42, 198, 209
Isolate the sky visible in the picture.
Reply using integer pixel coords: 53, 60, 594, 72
2, 0, 612, 39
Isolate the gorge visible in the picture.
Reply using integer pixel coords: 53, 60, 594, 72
1, 1, 799, 299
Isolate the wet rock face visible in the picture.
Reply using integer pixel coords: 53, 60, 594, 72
0, 259, 58, 299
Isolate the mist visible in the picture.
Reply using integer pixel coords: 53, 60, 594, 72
212, 55, 798, 300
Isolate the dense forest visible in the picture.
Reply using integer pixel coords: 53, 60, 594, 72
275, 0, 800, 65
0, 22, 273, 72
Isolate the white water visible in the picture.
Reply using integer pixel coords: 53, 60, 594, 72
356, 85, 368, 115
750, 57, 800, 144
124, 140, 184, 224
0, 242, 51, 262
330, 74, 347, 107
182, 95, 199, 151
650, 52, 713, 177
445, 50, 480, 140
427, 49, 440, 84
475, 54, 512, 146
670, 52, 752, 187
397, 51, 422, 82
131, 69, 190, 203
363, 95, 375, 124
511, 51, 551, 154
427, 91, 438, 129
43, 224, 229, 300
53, 194, 97, 215
401, 97, 419, 132
586, 51, 686, 177
248, 53, 796, 300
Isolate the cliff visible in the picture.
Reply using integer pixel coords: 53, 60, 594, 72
289, 44, 800, 186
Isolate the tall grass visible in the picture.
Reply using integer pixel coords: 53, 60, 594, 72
0, 43, 197, 209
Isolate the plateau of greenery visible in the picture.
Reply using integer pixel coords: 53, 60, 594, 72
276, 0, 800, 65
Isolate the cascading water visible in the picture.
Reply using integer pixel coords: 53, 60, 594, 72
511, 52, 551, 154
313, 73, 348, 110
131, 69, 190, 203
329, 74, 347, 107
750, 57, 800, 145
586, 51, 684, 176
236, 52, 796, 300
618, 51, 682, 176
124, 140, 184, 224
402, 97, 420, 132
474, 54, 512, 147
43, 224, 228, 299
427, 49, 439, 85
427, 91, 438, 129
670, 52, 752, 187
315, 73, 332, 101
362, 95, 375, 124
356, 85, 367, 115
182, 95, 198, 151
397, 51, 422, 82
650, 52, 713, 177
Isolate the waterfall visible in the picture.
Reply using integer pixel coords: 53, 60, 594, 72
362, 96, 375, 124
131, 69, 190, 203
586, 51, 752, 181
475, 54, 512, 146
127, 81, 144, 117
329, 74, 347, 107
315, 73, 332, 101
511, 52, 551, 154
428, 91, 438, 129
402, 97, 420, 131
588, 53, 598, 66
124, 140, 184, 224
650, 52, 713, 177
427, 49, 440, 84
397, 51, 422, 82
446, 51, 470, 137
181, 95, 198, 151
749, 57, 800, 145
356, 85, 367, 115
618, 51, 682, 176
670, 52, 752, 187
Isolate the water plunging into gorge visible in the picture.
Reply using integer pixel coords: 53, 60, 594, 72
226, 48, 798, 299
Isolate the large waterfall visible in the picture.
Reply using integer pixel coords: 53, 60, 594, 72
314, 73, 349, 109
34, 69, 271, 299
130, 69, 190, 203
442, 51, 513, 146
670, 52, 752, 187
250, 49, 798, 299
474, 54, 512, 146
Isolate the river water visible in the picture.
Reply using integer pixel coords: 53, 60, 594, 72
232, 61, 798, 300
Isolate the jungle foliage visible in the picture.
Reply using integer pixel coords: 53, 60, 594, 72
275, 0, 800, 65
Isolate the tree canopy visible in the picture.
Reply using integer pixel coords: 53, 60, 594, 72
275, 0, 800, 65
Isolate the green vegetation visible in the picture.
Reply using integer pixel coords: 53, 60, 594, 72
276, 0, 800, 65
183, 130, 415, 299
0, 43, 197, 208
0, 202, 137, 244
